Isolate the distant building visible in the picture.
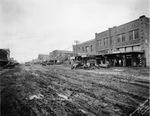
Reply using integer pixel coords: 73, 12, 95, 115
49, 50, 73, 62
31, 58, 41, 63
0, 49, 10, 66
38, 54, 49, 61
73, 39, 96, 57
73, 15, 150, 67
0, 49, 10, 61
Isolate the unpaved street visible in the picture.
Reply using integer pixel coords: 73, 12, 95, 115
0, 64, 149, 116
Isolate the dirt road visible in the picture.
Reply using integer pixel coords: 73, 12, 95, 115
0, 64, 149, 116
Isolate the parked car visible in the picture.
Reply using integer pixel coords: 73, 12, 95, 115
25, 62, 31, 66
71, 61, 83, 69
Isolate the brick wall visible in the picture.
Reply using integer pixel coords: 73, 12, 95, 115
72, 16, 150, 66
73, 39, 96, 56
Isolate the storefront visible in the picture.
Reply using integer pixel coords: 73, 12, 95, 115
101, 51, 144, 67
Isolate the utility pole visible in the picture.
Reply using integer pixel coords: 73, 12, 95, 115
74, 40, 79, 60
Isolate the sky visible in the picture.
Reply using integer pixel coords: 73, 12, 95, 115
0, 0, 149, 62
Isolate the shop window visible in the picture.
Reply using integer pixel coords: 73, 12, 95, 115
119, 48, 125, 52
133, 46, 141, 51
126, 47, 132, 52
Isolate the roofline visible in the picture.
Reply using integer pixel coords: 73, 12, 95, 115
95, 15, 150, 35
74, 39, 95, 46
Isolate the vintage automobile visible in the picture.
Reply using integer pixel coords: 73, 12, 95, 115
71, 61, 83, 69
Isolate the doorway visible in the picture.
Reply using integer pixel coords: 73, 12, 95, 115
126, 54, 132, 66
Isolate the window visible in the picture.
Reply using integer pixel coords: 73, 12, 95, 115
122, 33, 125, 42
86, 46, 89, 52
98, 40, 102, 47
98, 40, 100, 47
90, 45, 93, 52
103, 38, 105, 45
117, 33, 125, 43
105, 37, 108, 45
110, 36, 113, 45
74, 48, 76, 53
134, 29, 139, 39
82, 47, 84, 52
117, 34, 121, 43
129, 31, 133, 40
129, 30, 138, 40
102, 38, 108, 46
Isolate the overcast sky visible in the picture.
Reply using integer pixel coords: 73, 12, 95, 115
0, 0, 149, 62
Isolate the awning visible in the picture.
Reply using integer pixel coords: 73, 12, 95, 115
104, 51, 144, 55
81, 54, 88, 58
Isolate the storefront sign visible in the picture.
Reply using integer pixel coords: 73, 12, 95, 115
97, 50, 108, 54
113, 51, 120, 53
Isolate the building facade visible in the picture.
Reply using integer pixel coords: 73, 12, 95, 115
0, 49, 10, 61
0, 49, 10, 66
49, 50, 73, 62
38, 54, 50, 61
73, 39, 96, 57
73, 15, 150, 67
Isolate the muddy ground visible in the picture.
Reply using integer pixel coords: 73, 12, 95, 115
0, 64, 149, 116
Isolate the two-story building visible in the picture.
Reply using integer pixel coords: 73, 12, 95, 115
0, 49, 10, 66
38, 54, 50, 61
73, 39, 96, 56
72, 39, 97, 63
73, 15, 150, 67
49, 50, 73, 62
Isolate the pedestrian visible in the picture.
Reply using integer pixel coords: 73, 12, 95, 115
113, 59, 117, 66
71, 60, 74, 69
123, 59, 126, 67
119, 59, 121, 66
106, 60, 109, 65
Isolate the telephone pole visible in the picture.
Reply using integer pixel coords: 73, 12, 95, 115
74, 40, 79, 60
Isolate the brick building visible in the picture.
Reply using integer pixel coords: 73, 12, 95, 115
73, 15, 150, 67
73, 39, 96, 56
49, 50, 73, 62
0, 49, 10, 66
38, 54, 49, 61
